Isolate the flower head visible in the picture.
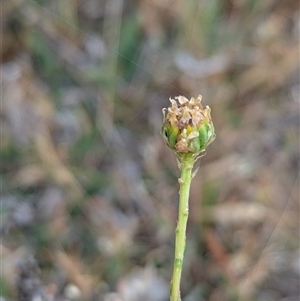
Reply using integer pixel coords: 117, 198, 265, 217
162, 95, 215, 156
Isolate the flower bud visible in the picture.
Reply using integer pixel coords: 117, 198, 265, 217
162, 95, 215, 156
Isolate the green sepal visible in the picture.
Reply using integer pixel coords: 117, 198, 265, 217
198, 124, 208, 151
163, 125, 179, 149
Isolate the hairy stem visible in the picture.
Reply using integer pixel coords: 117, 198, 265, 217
170, 155, 195, 301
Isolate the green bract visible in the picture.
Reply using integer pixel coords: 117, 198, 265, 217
162, 95, 215, 156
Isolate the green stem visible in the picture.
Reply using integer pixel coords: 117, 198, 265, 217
170, 155, 195, 301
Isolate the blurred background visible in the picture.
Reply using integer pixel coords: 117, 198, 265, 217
1, 0, 299, 300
